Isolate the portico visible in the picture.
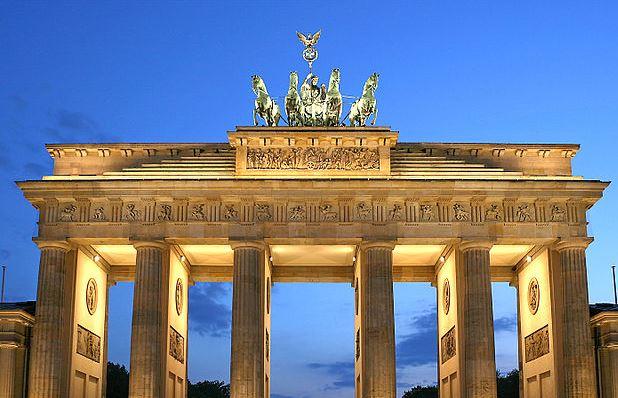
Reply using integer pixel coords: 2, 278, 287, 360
16, 126, 609, 397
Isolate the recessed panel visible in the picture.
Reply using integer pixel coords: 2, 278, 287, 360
270, 245, 355, 267
490, 245, 534, 266
393, 245, 446, 266
92, 245, 136, 266
180, 245, 233, 266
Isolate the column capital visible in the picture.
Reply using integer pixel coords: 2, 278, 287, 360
360, 240, 396, 251
555, 237, 593, 251
132, 241, 169, 251
230, 240, 266, 251
459, 240, 494, 252
34, 239, 71, 251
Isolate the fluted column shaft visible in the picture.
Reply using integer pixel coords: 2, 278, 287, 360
459, 242, 497, 397
129, 243, 168, 398
556, 240, 597, 397
230, 242, 266, 398
28, 242, 71, 398
0, 347, 17, 397
360, 243, 396, 398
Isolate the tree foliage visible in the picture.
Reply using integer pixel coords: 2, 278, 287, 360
401, 369, 520, 398
105, 362, 230, 398
106, 362, 129, 398
188, 380, 230, 398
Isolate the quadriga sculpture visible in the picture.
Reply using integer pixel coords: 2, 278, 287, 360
252, 75, 281, 126
285, 72, 302, 126
323, 68, 342, 127
349, 73, 379, 127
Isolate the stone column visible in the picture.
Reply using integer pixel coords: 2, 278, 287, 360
555, 239, 597, 397
28, 241, 71, 398
359, 242, 396, 398
0, 347, 17, 397
458, 241, 497, 397
230, 241, 266, 398
129, 242, 169, 398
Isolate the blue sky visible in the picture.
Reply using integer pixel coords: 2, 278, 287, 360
1, 1, 617, 397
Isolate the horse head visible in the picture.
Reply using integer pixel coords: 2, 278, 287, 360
362, 73, 379, 95
328, 68, 341, 90
251, 75, 268, 96
289, 71, 299, 90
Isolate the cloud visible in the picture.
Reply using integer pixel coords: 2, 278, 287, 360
55, 109, 98, 132
7, 95, 28, 111
494, 315, 517, 333
396, 309, 438, 368
306, 361, 355, 390
188, 283, 232, 338
271, 394, 297, 398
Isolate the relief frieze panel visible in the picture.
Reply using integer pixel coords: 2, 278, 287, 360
76, 324, 101, 363
246, 147, 380, 171
441, 326, 456, 364
47, 199, 579, 226
169, 326, 185, 364
524, 325, 550, 363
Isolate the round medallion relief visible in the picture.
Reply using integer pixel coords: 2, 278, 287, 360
86, 278, 97, 315
528, 277, 540, 315
443, 279, 451, 315
175, 278, 183, 315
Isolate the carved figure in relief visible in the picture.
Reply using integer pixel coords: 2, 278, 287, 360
440, 327, 456, 364
92, 206, 106, 221
125, 204, 141, 221
516, 204, 532, 222
288, 205, 306, 221
528, 278, 540, 315
285, 72, 303, 126
453, 204, 470, 221
319, 204, 338, 221
485, 204, 502, 221
255, 204, 273, 221
158, 204, 172, 221
323, 68, 342, 127
169, 327, 185, 363
389, 204, 403, 221
175, 279, 183, 315
420, 204, 433, 221
251, 75, 280, 126
86, 278, 97, 315
525, 326, 550, 362
355, 202, 372, 220
550, 205, 566, 222
246, 147, 380, 171
223, 205, 239, 221
77, 325, 101, 363
191, 204, 205, 220
349, 73, 379, 127
59, 204, 77, 222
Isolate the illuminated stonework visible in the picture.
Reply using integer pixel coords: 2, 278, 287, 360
76, 324, 101, 363
525, 325, 550, 362
16, 126, 608, 398
441, 326, 456, 364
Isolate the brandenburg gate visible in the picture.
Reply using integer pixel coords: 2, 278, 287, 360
16, 125, 608, 398
9, 32, 613, 398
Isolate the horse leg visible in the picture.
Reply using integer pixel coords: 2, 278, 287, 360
371, 105, 378, 126
253, 108, 259, 126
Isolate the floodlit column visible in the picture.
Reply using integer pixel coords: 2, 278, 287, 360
0, 347, 17, 396
230, 241, 267, 398
458, 241, 497, 397
555, 239, 597, 397
129, 242, 169, 398
28, 241, 72, 398
357, 241, 396, 398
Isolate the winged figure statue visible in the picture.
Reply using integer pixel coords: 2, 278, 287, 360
296, 30, 321, 47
